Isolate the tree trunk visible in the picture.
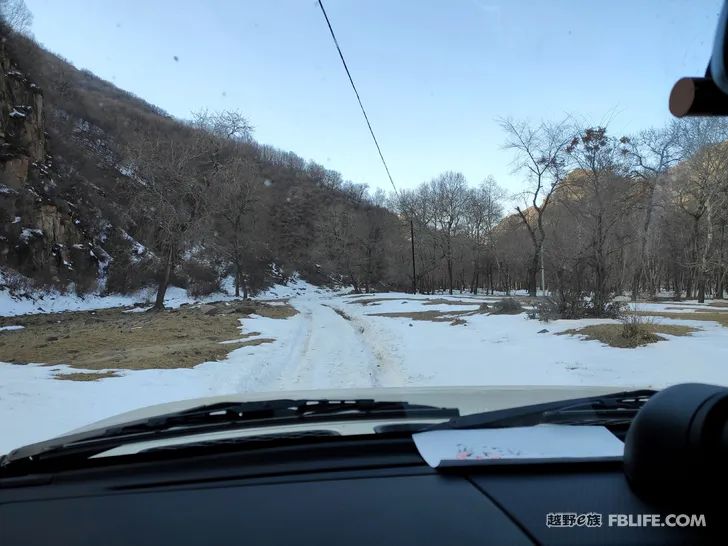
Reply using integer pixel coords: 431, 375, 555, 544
153, 245, 174, 310
410, 219, 417, 294
718, 222, 726, 299
633, 184, 657, 301
697, 205, 713, 303
539, 244, 545, 297
528, 247, 539, 297
234, 262, 241, 297
447, 257, 454, 295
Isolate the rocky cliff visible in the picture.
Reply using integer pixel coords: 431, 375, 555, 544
0, 30, 99, 291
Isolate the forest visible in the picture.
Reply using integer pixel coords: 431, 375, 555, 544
3, 2, 728, 318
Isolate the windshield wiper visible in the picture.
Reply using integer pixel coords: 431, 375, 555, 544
426, 389, 655, 431
2, 399, 458, 469
103, 398, 458, 435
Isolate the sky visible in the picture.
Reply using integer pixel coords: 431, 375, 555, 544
23, 0, 724, 196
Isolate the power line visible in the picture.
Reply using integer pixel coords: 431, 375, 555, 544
316, 0, 399, 197
316, 0, 417, 294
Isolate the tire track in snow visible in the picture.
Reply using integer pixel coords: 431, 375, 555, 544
238, 286, 409, 392
284, 298, 379, 389
324, 301, 409, 387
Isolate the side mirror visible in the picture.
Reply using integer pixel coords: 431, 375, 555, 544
669, 1, 728, 117
711, 0, 728, 95
623, 383, 728, 502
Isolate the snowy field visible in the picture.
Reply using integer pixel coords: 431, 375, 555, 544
3, 280, 728, 454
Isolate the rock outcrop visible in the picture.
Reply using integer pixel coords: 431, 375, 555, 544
0, 30, 98, 290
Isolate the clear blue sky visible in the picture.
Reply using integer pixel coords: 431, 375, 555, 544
24, 0, 723, 195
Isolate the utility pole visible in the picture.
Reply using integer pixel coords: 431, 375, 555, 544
410, 218, 417, 294
540, 242, 545, 297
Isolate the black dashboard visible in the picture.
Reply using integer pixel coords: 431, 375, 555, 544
0, 436, 722, 545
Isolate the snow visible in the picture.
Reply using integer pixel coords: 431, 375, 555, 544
0, 283, 239, 318
19, 227, 43, 241
3, 280, 728, 454
0, 325, 24, 331
122, 306, 152, 314
120, 229, 147, 258
8, 108, 26, 119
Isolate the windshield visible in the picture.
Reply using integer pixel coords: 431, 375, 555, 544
0, 0, 726, 455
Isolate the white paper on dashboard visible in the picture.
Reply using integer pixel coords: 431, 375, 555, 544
412, 424, 624, 468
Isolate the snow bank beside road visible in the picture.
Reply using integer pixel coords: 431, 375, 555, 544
0, 277, 309, 317
3, 283, 728, 455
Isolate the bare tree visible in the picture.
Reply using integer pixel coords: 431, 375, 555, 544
501, 118, 572, 296
191, 109, 254, 142
672, 143, 728, 302
428, 171, 469, 295
125, 131, 213, 309
564, 127, 633, 313
0, 0, 32, 34
213, 157, 261, 298
464, 177, 505, 293
623, 124, 680, 299
396, 186, 439, 293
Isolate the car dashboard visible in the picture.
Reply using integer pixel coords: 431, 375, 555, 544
0, 435, 721, 545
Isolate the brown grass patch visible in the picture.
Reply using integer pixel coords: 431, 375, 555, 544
368, 310, 467, 322
254, 304, 298, 319
0, 300, 295, 370
450, 318, 467, 326
632, 310, 728, 328
348, 297, 415, 306
559, 323, 697, 348
663, 306, 728, 313
53, 371, 120, 381
368, 307, 489, 322
421, 299, 480, 306
238, 338, 275, 347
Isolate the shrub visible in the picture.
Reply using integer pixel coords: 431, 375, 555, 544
528, 298, 561, 322
181, 260, 222, 298
491, 298, 523, 315
527, 296, 627, 321
620, 312, 658, 343
105, 253, 157, 294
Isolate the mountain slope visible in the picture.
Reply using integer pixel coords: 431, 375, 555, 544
0, 24, 410, 299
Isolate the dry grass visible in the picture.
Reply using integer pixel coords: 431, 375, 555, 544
348, 297, 415, 306
0, 300, 295, 371
251, 304, 298, 319
663, 306, 728, 313
420, 299, 480, 306
368, 309, 470, 322
490, 298, 524, 315
368, 307, 490, 323
238, 338, 275, 347
53, 371, 120, 381
559, 323, 697, 348
325, 306, 352, 321
632, 310, 728, 328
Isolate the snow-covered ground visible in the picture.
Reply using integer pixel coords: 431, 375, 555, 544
0, 284, 241, 317
2, 281, 728, 454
